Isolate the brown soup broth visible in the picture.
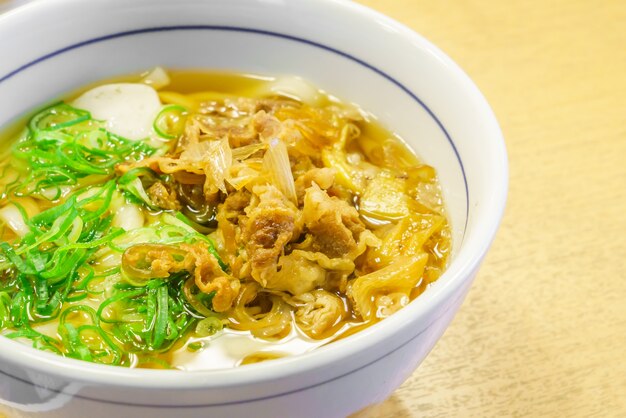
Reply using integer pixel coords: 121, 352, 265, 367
0, 70, 450, 370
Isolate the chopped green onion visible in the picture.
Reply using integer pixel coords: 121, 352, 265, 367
0, 100, 226, 369
0, 292, 12, 328
9, 104, 157, 200
62, 323, 93, 362
29, 103, 90, 132
153, 105, 188, 139
195, 316, 223, 337
117, 167, 160, 209
151, 285, 169, 349
187, 341, 204, 352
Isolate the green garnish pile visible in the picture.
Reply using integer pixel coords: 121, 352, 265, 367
0, 103, 222, 367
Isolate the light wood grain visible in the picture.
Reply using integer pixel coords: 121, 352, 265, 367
351, 0, 626, 417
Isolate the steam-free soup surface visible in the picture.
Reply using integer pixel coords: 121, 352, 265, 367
0, 69, 450, 370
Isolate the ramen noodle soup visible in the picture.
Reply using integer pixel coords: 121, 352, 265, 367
0, 69, 450, 370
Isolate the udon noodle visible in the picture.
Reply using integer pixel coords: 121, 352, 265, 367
0, 69, 450, 369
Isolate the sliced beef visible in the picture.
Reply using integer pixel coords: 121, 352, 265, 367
302, 183, 365, 258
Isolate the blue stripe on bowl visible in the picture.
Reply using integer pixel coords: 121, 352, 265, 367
0, 25, 470, 408
0, 285, 470, 409
0, 322, 427, 408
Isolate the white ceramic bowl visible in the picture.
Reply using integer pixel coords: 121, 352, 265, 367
0, 0, 507, 417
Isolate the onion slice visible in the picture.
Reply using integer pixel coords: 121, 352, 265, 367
141, 67, 171, 90
263, 137, 297, 204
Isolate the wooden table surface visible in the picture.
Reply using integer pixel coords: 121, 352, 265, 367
351, 0, 626, 417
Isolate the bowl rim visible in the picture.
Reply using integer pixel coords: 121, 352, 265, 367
0, 0, 508, 397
